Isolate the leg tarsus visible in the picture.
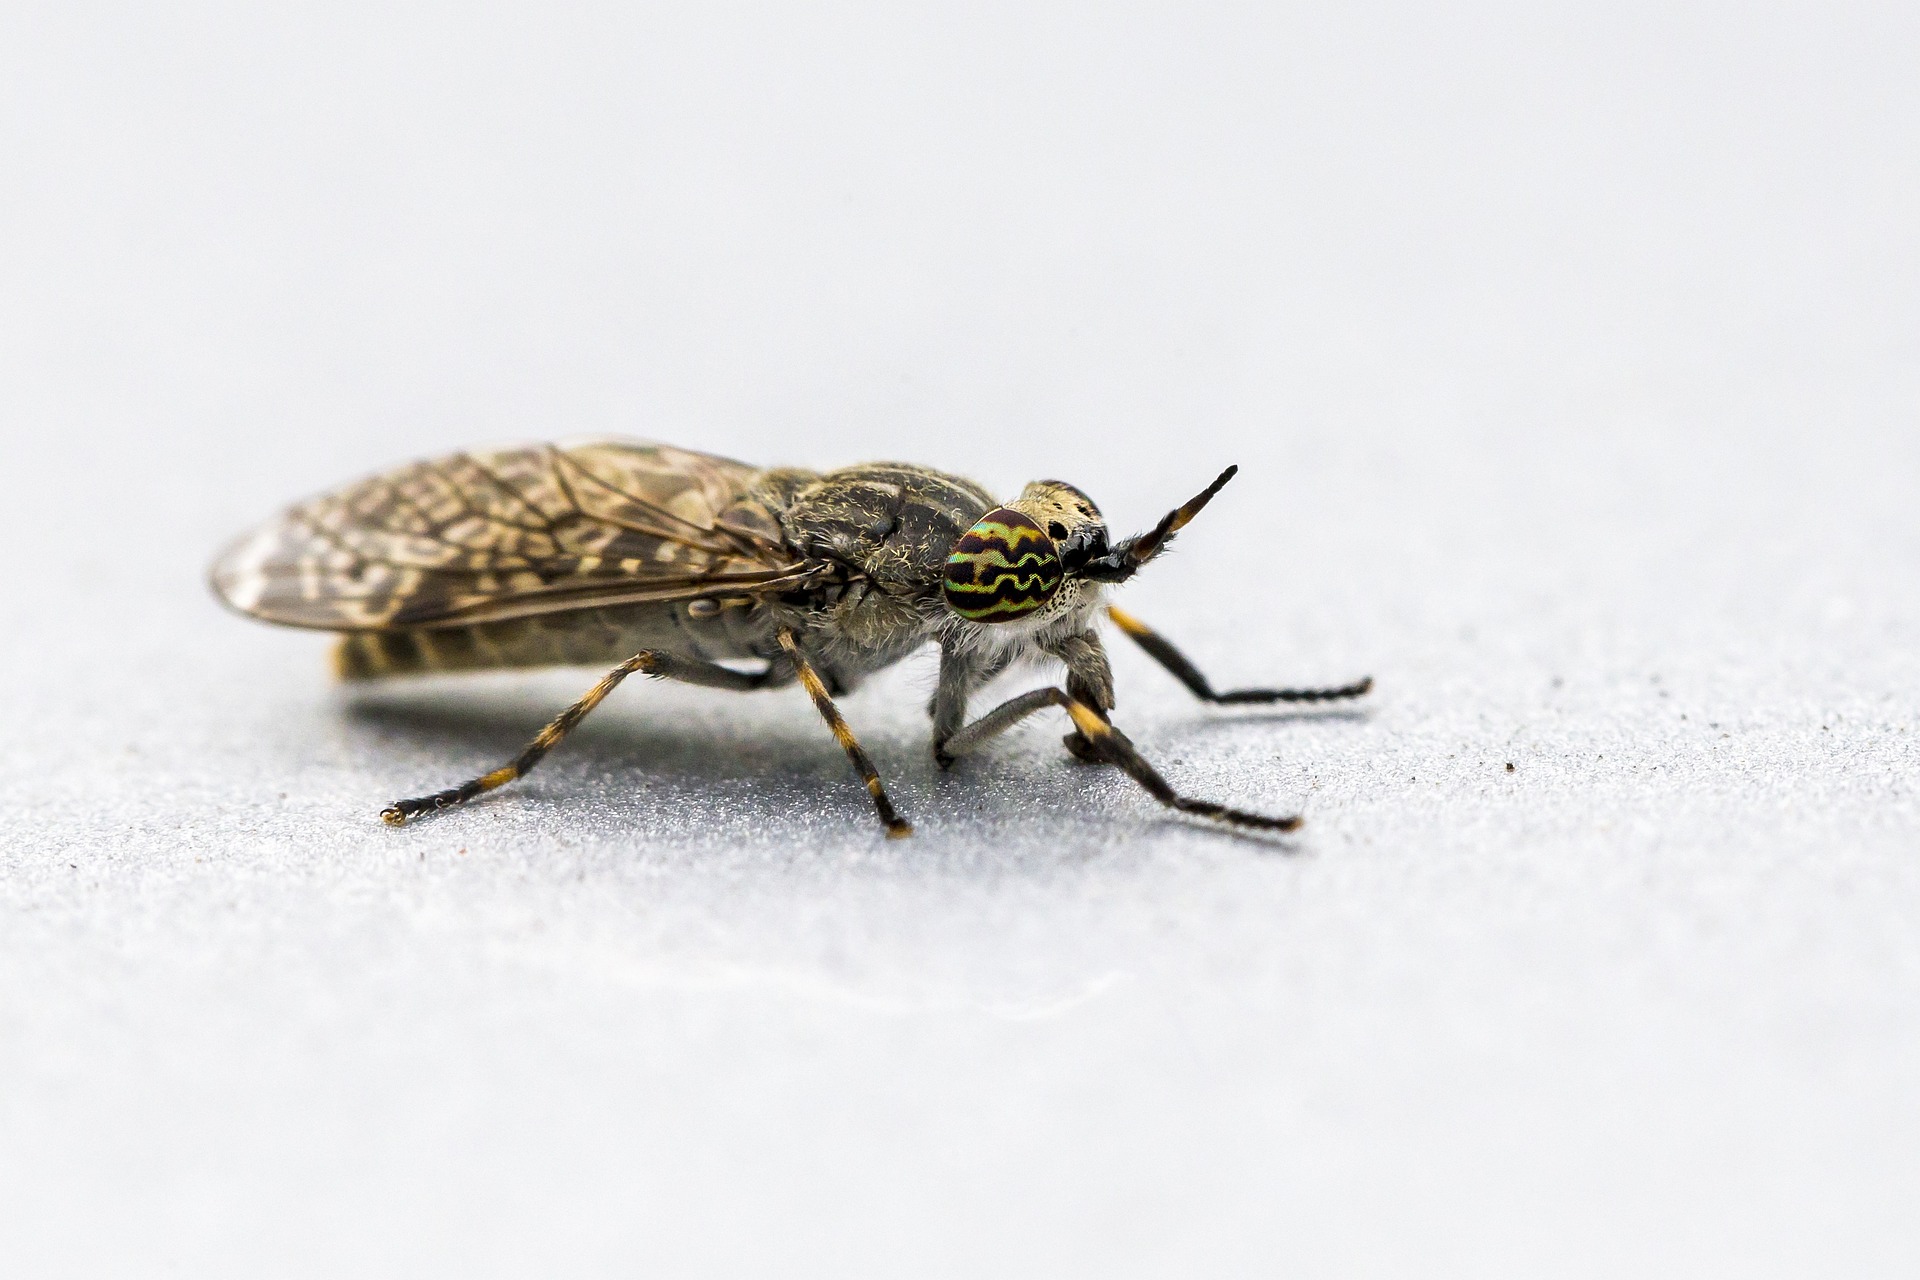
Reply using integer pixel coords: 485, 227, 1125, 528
1105, 605, 1371, 705
1212, 674, 1373, 704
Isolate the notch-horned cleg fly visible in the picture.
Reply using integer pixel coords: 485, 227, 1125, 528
211, 441, 1371, 837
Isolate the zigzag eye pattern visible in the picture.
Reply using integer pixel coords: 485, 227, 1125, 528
942, 508, 1063, 622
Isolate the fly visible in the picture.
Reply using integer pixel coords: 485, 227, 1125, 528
210, 440, 1371, 837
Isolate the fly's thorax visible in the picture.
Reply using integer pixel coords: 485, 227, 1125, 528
802, 576, 941, 668
779, 463, 999, 589
766, 462, 1001, 669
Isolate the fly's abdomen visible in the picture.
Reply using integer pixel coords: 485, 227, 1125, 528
332, 602, 773, 680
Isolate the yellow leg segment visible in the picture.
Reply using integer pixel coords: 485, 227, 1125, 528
778, 630, 914, 839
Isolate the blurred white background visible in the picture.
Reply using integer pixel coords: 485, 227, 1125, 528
2, 3, 1917, 1276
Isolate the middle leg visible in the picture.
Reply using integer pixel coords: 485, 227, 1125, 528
778, 630, 914, 839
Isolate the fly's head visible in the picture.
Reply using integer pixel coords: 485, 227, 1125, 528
940, 467, 1238, 628
1013, 480, 1109, 578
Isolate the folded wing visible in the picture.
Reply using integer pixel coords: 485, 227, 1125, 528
211, 440, 813, 631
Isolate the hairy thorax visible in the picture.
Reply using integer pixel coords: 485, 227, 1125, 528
766, 462, 999, 678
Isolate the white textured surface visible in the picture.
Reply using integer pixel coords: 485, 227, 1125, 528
4, 4, 1918, 1276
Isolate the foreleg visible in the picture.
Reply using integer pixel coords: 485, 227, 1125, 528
936, 686, 1300, 832
1106, 606, 1372, 703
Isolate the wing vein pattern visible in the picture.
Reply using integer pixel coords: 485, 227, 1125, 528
211, 440, 809, 631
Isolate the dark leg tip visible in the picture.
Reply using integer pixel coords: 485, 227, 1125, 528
1178, 798, 1302, 832
1062, 731, 1105, 764
885, 819, 915, 839
1226, 810, 1303, 832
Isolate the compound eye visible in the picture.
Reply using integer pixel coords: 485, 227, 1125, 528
943, 508, 1063, 623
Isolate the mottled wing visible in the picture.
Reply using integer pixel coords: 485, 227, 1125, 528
211, 440, 811, 630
